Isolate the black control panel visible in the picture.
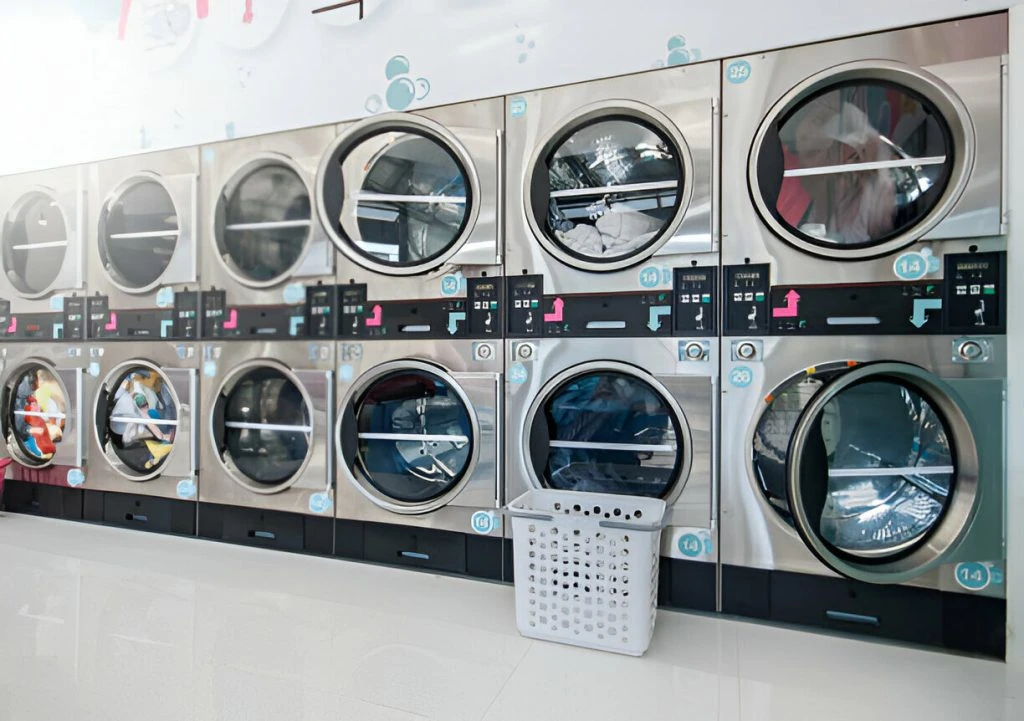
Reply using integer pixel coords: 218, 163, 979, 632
305, 284, 336, 339
505, 275, 675, 338
944, 251, 1006, 334
338, 284, 369, 339
87, 293, 199, 340
0, 296, 86, 341
769, 282, 944, 335
673, 267, 716, 337
723, 264, 770, 335
467, 277, 503, 337
337, 282, 499, 340
63, 296, 86, 341
200, 288, 306, 339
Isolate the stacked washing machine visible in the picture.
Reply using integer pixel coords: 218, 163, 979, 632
502, 63, 721, 609
322, 100, 506, 579
719, 14, 1008, 657
0, 164, 90, 518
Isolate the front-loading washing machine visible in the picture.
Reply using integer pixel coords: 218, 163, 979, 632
0, 165, 88, 343
197, 340, 335, 555
505, 334, 716, 610
504, 61, 719, 342
721, 252, 1007, 656
87, 148, 201, 343
0, 343, 90, 520
81, 341, 199, 536
720, 14, 1006, 338
333, 332, 503, 580
200, 126, 337, 342
317, 99, 503, 345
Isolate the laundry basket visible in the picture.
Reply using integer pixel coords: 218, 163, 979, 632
506, 489, 668, 656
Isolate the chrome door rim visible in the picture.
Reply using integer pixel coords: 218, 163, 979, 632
337, 359, 482, 515
2, 359, 69, 469
315, 113, 483, 277
747, 60, 976, 261
1, 187, 71, 300
522, 99, 695, 273
786, 362, 980, 583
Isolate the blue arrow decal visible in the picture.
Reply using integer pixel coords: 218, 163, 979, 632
51, 322, 64, 339
160, 319, 174, 338
647, 305, 671, 331
289, 316, 304, 336
447, 311, 466, 335
909, 298, 942, 328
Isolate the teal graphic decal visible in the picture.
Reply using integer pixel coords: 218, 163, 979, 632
366, 55, 430, 114
726, 60, 752, 84
515, 28, 536, 64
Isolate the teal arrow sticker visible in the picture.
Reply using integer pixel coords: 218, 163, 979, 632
447, 311, 466, 335
910, 298, 942, 328
647, 306, 671, 331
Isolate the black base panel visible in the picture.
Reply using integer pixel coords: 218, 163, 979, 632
198, 503, 333, 556
1, 480, 83, 520
334, 520, 503, 581
658, 558, 717, 613
82, 490, 196, 536
503, 538, 515, 584
722, 565, 1006, 659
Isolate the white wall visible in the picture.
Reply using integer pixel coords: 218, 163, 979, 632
0, 0, 1013, 175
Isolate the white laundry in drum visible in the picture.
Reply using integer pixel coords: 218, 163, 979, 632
554, 208, 661, 258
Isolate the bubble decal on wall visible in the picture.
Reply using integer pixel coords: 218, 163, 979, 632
365, 54, 430, 113
515, 30, 536, 64
653, 34, 702, 68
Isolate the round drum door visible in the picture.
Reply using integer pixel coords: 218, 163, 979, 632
2, 191, 69, 298
524, 362, 690, 498
750, 62, 973, 259
339, 362, 479, 513
317, 115, 481, 276
95, 362, 180, 481
214, 159, 313, 287
753, 361, 980, 583
98, 176, 180, 292
525, 103, 693, 272
211, 362, 313, 493
1, 362, 69, 468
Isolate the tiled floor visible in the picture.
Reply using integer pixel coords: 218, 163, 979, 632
0, 514, 1019, 721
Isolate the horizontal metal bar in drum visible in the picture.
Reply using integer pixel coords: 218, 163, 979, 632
11, 240, 69, 250
108, 230, 180, 239
548, 440, 676, 452
827, 466, 955, 477
783, 156, 947, 178
353, 192, 467, 204
108, 416, 180, 427
549, 180, 678, 198
224, 219, 311, 231
358, 432, 469, 443
13, 410, 67, 420
223, 421, 312, 432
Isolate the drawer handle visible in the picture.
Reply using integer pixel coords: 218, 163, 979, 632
826, 610, 880, 627
249, 530, 276, 540
585, 320, 626, 330
400, 551, 430, 561
125, 513, 149, 523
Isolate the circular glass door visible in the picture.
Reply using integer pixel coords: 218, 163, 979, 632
96, 363, 179, 480
754, 362, 979, 582
2, 362, 69, 467
527, 107, 690, 272
215, 160, 313, 286
750, 64, 972, 259
2, 191, 68, 297
318, 118, 479, 275
213, 364, 312, 492
98, 178, 179, 291
341, 363, 477, 512
526, 364, 689, 498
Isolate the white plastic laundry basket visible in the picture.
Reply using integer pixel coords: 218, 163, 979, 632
506, 489, 668, 656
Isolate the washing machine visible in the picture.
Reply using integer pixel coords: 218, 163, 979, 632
504, 61, 719, 338
0, 344, 89, 520
87, 148, 201, 342
80, 341, 199, 536
333, 329, 503, 580
200, 126, 337, 342
0, 165, 88, 343
504, 333, 716, 609
197, 340, 335, 555
317, 99, 503, 344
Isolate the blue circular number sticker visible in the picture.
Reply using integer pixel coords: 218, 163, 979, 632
954, 562, 991, 591
729, 366, 753, 388
66, 469, 85, 487
893, 251, 928, 281
283, 283, 306, 305
155, 287, 175, 308
440, 274, 461, 296
638, 266, 661, 289
471, 510, 500, 535
309, 492, 333, 515
176, 479, 197, 500
726, 60, 752, 84
678, 533, 703, 558
508, 362, 529, 385
509, 97, 527, 118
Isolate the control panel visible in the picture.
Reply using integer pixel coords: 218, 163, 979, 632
200, 288, 305, 339
673, 267, 716, 337
723, 264, 770, 335
0, 296, 87, 341
305, 284, 336, 339
944, 252, 1005, 334
337, 282, 497, 340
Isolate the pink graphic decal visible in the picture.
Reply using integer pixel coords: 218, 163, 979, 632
543, 297, 564, 323
196, 0, 209, 19
243, 0, 254, 23
772, 290, 801, 318
366, 304, 383, 327
118, 0, 132, 40
6, 316, 16, 334
105, 312, 118, 332
222, 309, 238, 330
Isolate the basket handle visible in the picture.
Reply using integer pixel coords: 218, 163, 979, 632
599, 518, 666, 532
505, 509, 555, 522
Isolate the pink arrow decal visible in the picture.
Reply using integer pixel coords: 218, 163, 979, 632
222, 309, 238, 330
772, 290, 801, 318
243, 0, 254, 23
196, 0, 210, 19
6, 316, 16, 334
366, 304, 383, 327
105, 312, 118, 332
543, 297, 564, 323
118, 0, 132, 40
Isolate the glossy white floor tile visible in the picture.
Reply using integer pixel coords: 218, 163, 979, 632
0, 514, 1019, 721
